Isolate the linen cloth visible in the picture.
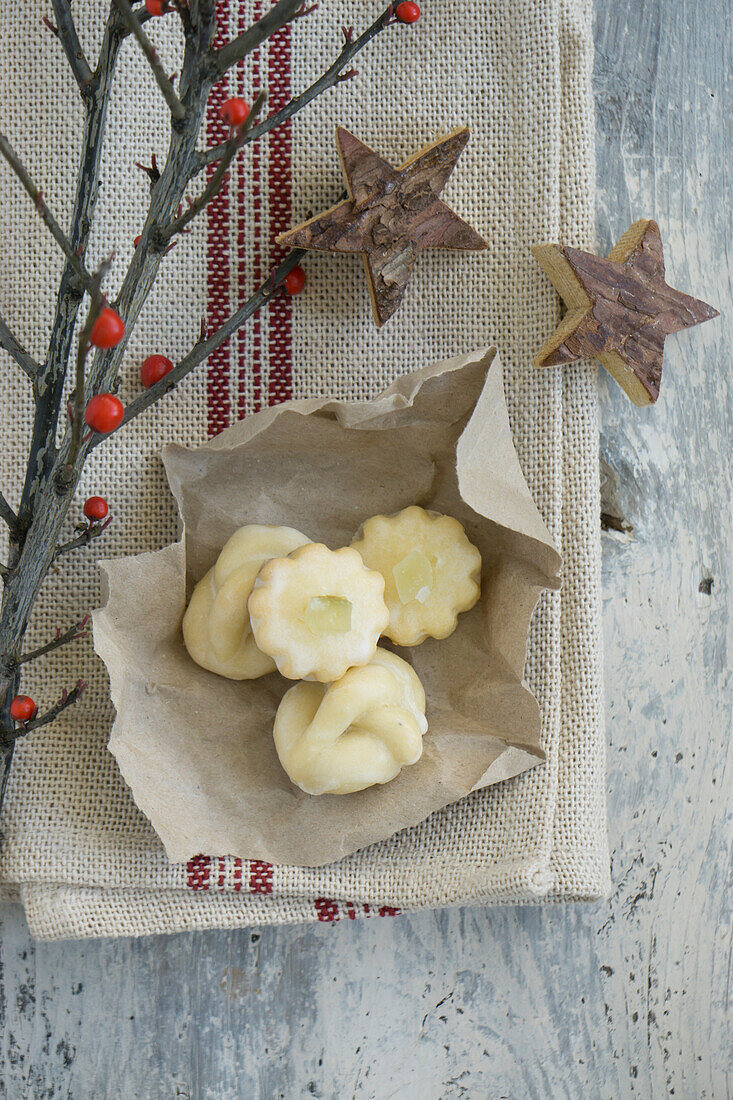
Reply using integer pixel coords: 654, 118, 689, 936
0, 0, 609, 940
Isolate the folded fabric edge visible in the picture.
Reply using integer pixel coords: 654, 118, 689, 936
16, 858, 612, 941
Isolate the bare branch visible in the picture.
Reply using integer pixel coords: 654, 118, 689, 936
16, 13, 124, 532
51, 0, 93, 90
93, 249, 306, 438
198, 3, 397, 172
0, 493, 18, 533
161, 90, 267, 240
0, 131, 97, 296
53, 517, 112, 561
214, 0, 302, 74
0, 312, 39, 380
112, 0, 186, 122
13, 680, 87, 737
17, 616, 90, 666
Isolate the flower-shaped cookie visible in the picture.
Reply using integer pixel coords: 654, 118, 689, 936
351, 506, 481, 645
182, 524, 311, 679
273, 648, 428, 795
248, 543, 389, 682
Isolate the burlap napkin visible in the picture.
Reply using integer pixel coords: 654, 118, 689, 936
0, 0, 609, 940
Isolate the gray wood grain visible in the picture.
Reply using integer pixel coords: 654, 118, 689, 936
1, 0, 731, 1096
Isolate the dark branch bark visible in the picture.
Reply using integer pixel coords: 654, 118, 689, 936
0, 741, 14, 831
0, 313, 39, 380
0, 494, 18, 533
18, 15, 123, 528
112, 0, 186, 121
198, 3, 397, 172
161, 89, 268, 240
214, 0, 302, 73
65, 261, 111, 473
17, 616, 90, 666
0, 132, 96, 296
51, 0, 94, 90
53, 519, 112, 561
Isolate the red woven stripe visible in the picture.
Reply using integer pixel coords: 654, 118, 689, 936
315, 897, 339, 922
266, 21, 293, 405
239, 0, 264, 416
186, 855, 211, 891
206, 0, 232, 436
249, 860, 274, 894
314, 899, 401, 922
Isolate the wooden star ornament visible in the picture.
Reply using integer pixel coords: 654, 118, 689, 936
532, 219, 719, 405
275, 127, 488, 327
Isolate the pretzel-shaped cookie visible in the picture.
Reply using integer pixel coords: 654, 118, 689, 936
273, 648, 428, 795
182, 524, 311, 679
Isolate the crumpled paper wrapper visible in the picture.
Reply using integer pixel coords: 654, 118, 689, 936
93, 348, 561, 866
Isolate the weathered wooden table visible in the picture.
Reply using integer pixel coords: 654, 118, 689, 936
1, 0, 730, 1095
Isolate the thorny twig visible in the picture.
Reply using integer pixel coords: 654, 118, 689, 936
0, 313, 39, 381
51, 0, 93, 90
93, 250, 307, 436
66, 260, 112, 473
197, 3, 398, 171
0, 131, 97, 297
53, 517, 112, 561
214, 0, 303, 73
16, 616, 90, 667
0, 493, 18, 533
112, 0, 186, 122
12, 680, 88, 738
161, 90, 268, 240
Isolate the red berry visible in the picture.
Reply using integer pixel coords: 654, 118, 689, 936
133, 235, 142, 248
284, 265, 306, 295
140, 354, 174, 389
396, 1, 421, 22
219, 97, 250, 127
85, 394, 124, 434
10, 695, 36, 723
83, 496, 109, 521
145, 0, 167, 14
90, 307, 125, 349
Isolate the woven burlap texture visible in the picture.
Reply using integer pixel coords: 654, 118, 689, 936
0, 0, 609, 940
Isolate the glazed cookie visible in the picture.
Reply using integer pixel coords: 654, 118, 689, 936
182, 524, 311, 679
351, 505, 481, 645
273, 648, 428, 795
248, 543, 389, 682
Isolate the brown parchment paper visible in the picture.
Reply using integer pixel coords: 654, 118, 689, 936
93, 348, 561, 866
